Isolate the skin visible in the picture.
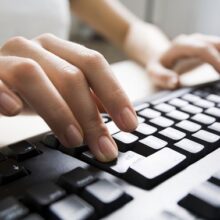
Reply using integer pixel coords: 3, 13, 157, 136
0, 0, 220, 162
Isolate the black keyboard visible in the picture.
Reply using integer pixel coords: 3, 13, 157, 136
1, 80, 220, 219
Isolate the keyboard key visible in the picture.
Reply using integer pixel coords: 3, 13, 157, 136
111, 151, 144, 174
82, 179, 132, 217
182, 93, 201, 102
7, 141, 41, 161
169, 98, 188, 107
102, 116, 109, 123
137, 116, 145, 123
205, 107, 220, 118
150, 116, 174, 128
154, 103, 175, 113
129, 148, 186, 180
58, 167, 96, 193
139, 108, 161, 118
106, 121, 120, 135
22, 213, 44, 220
113, 132, 138, 144
135, 123, 157, 135
179, 181, 220, 220
0, 197, 29, 220
181, 104, 202, 114
193, 130, 220, 143
159, 127, 186, 141
174, 138, 204, 153
0, 160, 29, 185
25, 182, 66, 211
134, 103, 149, 111
42, 133, 60, 149
139, 136, 167, 150
194, 99, 215, 108
208, 122, 220, 132
166, 110, 189, 120
191, 113, 216, 125
175, 120, 201, 132
49, 195, 95, 220
207, 94, 220, 103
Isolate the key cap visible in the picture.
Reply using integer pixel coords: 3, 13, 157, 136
128, 148, 186, 184
207, 94, 220, 103
42, 133, 60, 149
175, 120, 201, 132
208, 122, 220, 132
113, 132, 138, 144
179, 181, 220, 220
181, 104, 202, 114
182, 93, 201, 102
0, 160, 28, 185
150, 116, 174, 127
110, 151, 144, 174
0, 197, 29, 220
205, 107, 220, 118
139, 108, 161, 118
49, 195, 95, 220
169, 98, 188, 107
139, 136, 167, 150
58, 167, 96, 193
135, 123, 157, 135
174, 138, 204, 153
194, 99, 215, 108
193, 130, 220, 143
159, 127, 186, 141
106, 121, 120, 135
7, 141, 41, 161
25, 182, 66, 211
113, 132, 139, 152
22, 213, 44, 220
134, 103, 149, 111
166, 110, 189, 120
82, 179, 132, 217
191, 113, 215, 125
154, 103, 175, 113
137, 116, 145, 123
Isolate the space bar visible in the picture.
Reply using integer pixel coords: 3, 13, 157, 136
126, 148, 186, 189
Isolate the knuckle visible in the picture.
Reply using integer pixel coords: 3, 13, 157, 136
83, 50, 105, 68
10, 58, 40, 83
35, 33, 56, 43
173, 34, 187, 44
1, 36, 28, 52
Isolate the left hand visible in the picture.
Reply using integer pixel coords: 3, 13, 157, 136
146, 34, 220, 89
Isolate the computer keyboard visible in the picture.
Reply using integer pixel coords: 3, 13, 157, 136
0, 80, 220, 219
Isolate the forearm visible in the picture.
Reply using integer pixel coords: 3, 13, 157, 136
123, 21, 170, 66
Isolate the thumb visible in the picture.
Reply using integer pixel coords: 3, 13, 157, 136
147, 62, 179, 89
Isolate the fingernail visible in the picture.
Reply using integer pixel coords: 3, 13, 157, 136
98, 136, 118, 161
0, 93, 21, 114
120, 107, 138, 130
65, 124, 83, 147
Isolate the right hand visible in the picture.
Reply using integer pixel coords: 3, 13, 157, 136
0, 33, 138, 162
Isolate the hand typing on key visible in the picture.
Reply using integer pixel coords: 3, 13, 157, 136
0, 34, 138, 162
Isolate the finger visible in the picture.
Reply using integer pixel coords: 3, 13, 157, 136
34, 34, 138, 132
0, 55, 83, 147
0, 79, 23, 116
2, 37, 117, 161
147, 62, 179, 89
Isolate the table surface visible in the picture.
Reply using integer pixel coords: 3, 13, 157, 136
0, 61, 219, 148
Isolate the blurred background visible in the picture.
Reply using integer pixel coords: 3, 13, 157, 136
70, 0, 220, 63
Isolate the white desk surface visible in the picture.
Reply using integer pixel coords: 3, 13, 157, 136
0, 61, 219, 148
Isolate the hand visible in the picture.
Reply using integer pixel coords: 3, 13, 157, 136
147, 34, 220, 89
0, 34, 138, 162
